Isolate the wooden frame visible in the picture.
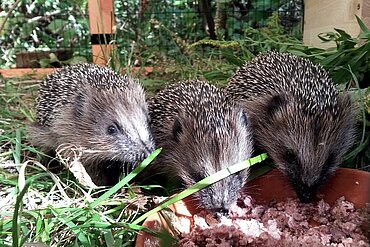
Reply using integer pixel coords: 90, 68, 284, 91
0, 68, 55, 79
0, 67, 156, 79
88, 0, 115, 64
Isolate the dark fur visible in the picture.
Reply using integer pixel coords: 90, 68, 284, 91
28, 64, 154, 186
148, 80, 253, 212
227, 52, 356, 202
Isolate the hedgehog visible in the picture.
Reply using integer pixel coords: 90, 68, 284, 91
226, 51, 356, 203
28, 63, 155, 186
147, 80, 254, 214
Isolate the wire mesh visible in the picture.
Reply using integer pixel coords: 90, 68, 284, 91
0, 0, 304, 68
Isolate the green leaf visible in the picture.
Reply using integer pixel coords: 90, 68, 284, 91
287, 49, 309, 57
334, 28, 352, 39
203, 70, 230, 81
317, 34, 331, 42
35, 214, 43, 240
20, 22, 37, 38
254, 0, 279, 10
65, 56, 88, 65
278, 45, 288, 53
318, 32, 338, 43
38, 58, 51, 68
319, 52, 342, 66
222, 50, 245, 66
47, 19, 69, 33
173, 0, 186, 6
331, 68, 351, 84
103, 230, 115, 246
356, 15, 370, 33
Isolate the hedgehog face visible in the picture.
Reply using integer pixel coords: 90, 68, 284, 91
148, 81, 254, 212
167, 107, 253, 212
184, 170, 245, 215
30, 64, 155, 186
56, 84, 155, 168
250, 93, 356, 203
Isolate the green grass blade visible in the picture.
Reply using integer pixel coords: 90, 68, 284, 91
49, 207, 90, 247
131, 153, 268, 225
13, 129, 22, 165
356, 15, 370, 33
90, 148, 161, 208
103, 229, 115, 246
12, 173, 49, 247
20, 107, 34, 122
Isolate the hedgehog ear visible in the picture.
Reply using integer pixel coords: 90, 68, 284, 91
266, 94, 287, 116
172, 117, 183, 142
74, 92, 86, 118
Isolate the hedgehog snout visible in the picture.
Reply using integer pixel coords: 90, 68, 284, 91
136, 140, 155, 161
294, 183, 318, 203
197, 176, 243, 215
214, 207, 229, 220
199, 189, 232, 215
298, 191, 316, 203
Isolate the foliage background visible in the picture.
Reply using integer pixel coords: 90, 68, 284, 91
0, 0, 90, 68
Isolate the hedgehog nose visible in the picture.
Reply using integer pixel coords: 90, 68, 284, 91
298, 191, 315, 203
139, 144, 154, 160
147, 144, 155, 154
143, 144, 154, 157
214, 207, 229, 220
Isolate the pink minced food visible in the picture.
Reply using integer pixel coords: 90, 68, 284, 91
179, 197, 369, 247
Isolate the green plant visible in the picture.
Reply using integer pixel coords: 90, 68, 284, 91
312, 16, 370, 86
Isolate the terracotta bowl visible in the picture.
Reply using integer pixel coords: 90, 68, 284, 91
135, 168, 370, 246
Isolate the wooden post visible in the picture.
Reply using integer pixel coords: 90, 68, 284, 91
303, 0, 370, 48
88, 0, 115, 64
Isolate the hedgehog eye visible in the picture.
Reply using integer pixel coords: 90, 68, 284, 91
107, 125, 118, 135
321, 153, 335, 176
283, 149, 297, 164
190, 171, 203, 183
